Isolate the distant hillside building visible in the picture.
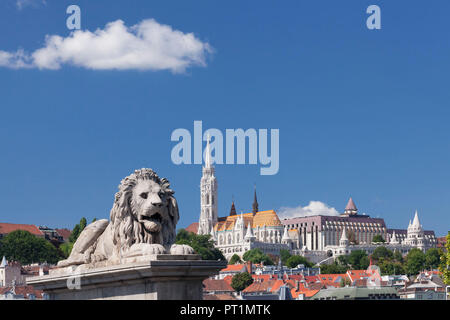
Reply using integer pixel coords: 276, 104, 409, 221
190, 138, 437, 262
283, 199, 436, 262
0, 223, 44, 239
195, 137, 290, 260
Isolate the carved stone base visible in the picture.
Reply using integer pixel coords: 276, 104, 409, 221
27, 255, 226, 300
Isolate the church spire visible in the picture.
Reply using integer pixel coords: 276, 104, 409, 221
229, 200, 237, 216
204, 133, 212, 169
198, 133, 218, 235
252, 185, 259, 214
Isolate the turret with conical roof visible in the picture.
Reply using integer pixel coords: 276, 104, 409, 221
282, 226, 291, 243
0, 256, 7, 268
406, 210, 425, 249
343, 197, 358, 216
244, 222, 255, 241
340, 229, 349, 247
390, 230, 399, 244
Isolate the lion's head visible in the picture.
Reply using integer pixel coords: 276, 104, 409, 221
110, 168, 179, 252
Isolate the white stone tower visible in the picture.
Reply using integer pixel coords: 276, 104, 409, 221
406, 210, 425, 250
198, 135, 218, 235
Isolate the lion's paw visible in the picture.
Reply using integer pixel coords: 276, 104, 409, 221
170, 244, 195, 255
127, 243, 167, 256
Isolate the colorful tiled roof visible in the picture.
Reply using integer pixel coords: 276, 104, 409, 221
214, 210, 282, 231
252, 210, 282, 227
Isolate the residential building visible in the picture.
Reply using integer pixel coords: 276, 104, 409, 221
283, 200, 436, 263
398, 271, 446, 300
311, 286, 399, 300
0, 223, 44, 239
203, 278, 235, 297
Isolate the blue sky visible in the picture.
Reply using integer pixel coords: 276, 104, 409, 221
0, 0, 449, 236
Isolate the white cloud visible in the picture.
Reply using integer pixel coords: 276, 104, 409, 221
277, 201, 340, 219
0, 49, 32, 69
0, 19, 212, 72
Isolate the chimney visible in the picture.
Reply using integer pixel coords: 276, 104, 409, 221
39, 265, 44, 276
246, 261, 252, 274
295, 280, 300, 291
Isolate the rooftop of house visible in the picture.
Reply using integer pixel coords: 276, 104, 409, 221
0, 285, 45, 299
202, 279, 234, 293
0, 223, 44, 237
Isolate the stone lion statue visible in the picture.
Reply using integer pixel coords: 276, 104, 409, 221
58, 168, 194, 268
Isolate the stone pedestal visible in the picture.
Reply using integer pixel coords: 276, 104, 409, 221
27, 255, 226, 300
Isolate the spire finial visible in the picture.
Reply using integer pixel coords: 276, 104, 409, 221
204, 133, 212, 169
252, 185, 259, 215
229, 200, 237, 216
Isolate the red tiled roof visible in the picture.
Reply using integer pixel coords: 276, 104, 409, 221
203, 279, 234, 292
304, 275, 320, 284
347, 270, 369, 282
203, 293, 237, 300
55, 228, 72, 241
223, 275, 233, 285
0, 223, 44, 237
243, 280, 276, 293
0, 285, 45, 299
185, 223, 199, 234
291, 287, 321, 298
318, 274, 347, 288
221, 264, 247, 273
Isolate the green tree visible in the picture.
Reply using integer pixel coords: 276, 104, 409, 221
425, 248, 441, 270
175, 229, 226, 261
438, 233, 450, 285
372, 235, 385, 243
68, 217, 88, 243
280, 249, 291, 266
371, 246, 394, 262
242, 249, 274, 265
229, 254, 242, 265
379, 261, 405, 275
337, 255, 349, 266
231, 272, 253, 292
286, 255, 312, 268
59, 242, 74, 258
406, 248, 426, 275
393, 250, 404, 263
348, 250, 369, 269
319, 262, 348, 274
0, 230, 64, 265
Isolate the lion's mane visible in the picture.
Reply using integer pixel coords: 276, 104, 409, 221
109, 168, 179, 253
